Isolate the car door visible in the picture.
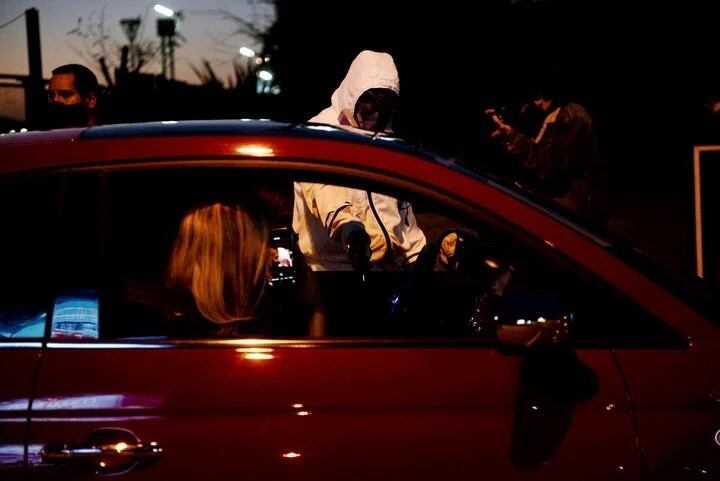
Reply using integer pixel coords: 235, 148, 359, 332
613, 314, 720, 479
0, 174, 60, 479
25, 164, 641, 480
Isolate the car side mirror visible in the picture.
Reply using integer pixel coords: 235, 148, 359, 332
435, 230, 573, 348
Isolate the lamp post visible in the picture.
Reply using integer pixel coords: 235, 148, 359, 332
119, 17, 141, 70
154, 4, 182, 80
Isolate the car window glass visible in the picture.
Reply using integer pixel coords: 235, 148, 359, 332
101, 169, 309, 340
52, 173, 101, 340
55, 167, 682, 345
0, 175, 59, 340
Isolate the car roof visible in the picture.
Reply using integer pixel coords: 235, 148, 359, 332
0, 120, 445, 175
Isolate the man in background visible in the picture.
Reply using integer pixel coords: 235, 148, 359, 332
46, 63, 99, 128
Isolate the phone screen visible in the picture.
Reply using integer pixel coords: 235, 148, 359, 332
269, 227, 295, 286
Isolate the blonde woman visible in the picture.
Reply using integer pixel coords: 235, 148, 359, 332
167, 202, 271, 334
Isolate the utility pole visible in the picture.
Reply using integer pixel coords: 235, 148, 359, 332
25, 8, 43, 127
157, 18, 176, 80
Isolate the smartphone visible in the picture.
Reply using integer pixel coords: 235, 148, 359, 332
269, 227, 296, 286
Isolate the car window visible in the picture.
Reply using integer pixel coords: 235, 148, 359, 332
0, 175, 60, 340
52, 173, 101, 340
101, 169, 308, 340
53, 167, 683, 346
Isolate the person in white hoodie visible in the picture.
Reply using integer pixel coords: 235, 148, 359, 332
293, 50, 427, 274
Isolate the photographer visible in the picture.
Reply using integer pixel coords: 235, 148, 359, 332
486, 86, 601, 220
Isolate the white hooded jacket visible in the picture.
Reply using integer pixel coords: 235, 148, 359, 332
293, 50, 427, 271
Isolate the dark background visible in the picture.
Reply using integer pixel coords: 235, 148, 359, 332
265, 0, 720, 276
272, 1, 720, 182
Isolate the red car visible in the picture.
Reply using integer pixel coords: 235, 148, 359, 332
0, 121, 718, 480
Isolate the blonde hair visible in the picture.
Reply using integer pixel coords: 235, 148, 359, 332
168, 203, 270, 324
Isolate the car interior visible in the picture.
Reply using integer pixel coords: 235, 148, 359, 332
0, 167, 687, 348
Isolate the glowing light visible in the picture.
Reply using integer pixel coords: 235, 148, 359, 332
238, 347, 275, 361
292, 403, 304, 409
606, 403, 615, 411
296, 411, 311, 416
161, 120, 178, 124
516, 319, 526, 325
115, 442, 128, 453
484, 258, 499, 269
235, 347, 273, 353
99, 461, 107, 468
255, 57, 263, 65
258, 70, 274, 81
544, 240, 556, 248
244, 353, 274, 361
235, 145, 274, 157
531, 405, 539, 411
537, 317, 546, 323
282, 452, 301, 459
153, 4, 174, 17
239, 47, 255, 57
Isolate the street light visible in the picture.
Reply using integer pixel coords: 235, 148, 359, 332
239, 47, 255, 58
238, 46, 279, 94
119, 17, 141, 70
153, 4, 183, 80
153, 4, 175, 17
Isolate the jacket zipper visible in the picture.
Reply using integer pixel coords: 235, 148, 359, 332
367, 191, 392, 261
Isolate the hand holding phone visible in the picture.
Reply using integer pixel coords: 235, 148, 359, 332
268, 227, 296, 287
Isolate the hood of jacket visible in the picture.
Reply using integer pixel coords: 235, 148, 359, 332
310, 50, 399, 125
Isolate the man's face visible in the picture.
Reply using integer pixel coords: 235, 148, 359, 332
46, 72, 97, 128
353, 88, 397, 133
354, 101, 383, 132
48, 73, 85, 106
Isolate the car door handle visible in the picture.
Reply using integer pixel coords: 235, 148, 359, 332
41, 428, 162, 474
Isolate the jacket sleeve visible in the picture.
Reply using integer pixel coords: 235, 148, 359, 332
505, 105, 596, 196
311, 184, 361, 240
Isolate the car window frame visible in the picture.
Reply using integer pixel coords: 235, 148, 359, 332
33, 159, 688, 349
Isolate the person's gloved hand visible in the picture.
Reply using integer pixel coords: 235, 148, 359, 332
438, 232, 459, 270
342, 222, 371, 274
